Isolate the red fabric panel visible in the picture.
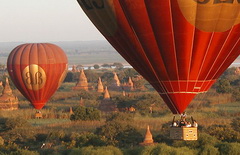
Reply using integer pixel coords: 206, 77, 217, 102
171, 0, 195, 80
7, 43, 68, 110
145, 1, 179, 80
169, 93, 196, 114
119, 0, 169, 81
77, 0, 240, 114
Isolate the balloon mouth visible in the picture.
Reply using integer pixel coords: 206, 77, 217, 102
32, 102, 46, 110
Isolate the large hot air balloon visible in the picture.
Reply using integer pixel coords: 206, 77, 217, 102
77, 0, 240, 114
7, 43, 68, 110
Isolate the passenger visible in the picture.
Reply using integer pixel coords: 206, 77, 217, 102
180, 112, 187, 121
179, 120, 186, 127
36, 110, 41, 113
192, 120, 198, 128
172, 121, 177, 127
176, 120, 179, 127
186, 122, 191, 127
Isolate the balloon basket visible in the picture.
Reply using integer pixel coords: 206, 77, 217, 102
170, 127, 197, 141
35, 111, 43, 119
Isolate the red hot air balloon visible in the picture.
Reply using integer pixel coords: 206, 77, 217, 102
77, 0, 240, 114
7, 43, 68, 110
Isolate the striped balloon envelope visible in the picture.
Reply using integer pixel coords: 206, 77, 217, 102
7, 43, 68, 109
77, 0, 240, 114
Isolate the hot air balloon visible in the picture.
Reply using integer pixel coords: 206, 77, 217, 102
7, 43, 68, 110
77, 0, 240, 114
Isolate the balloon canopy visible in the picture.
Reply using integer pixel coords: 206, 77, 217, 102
7, 43, 68, 110
77, 0, 240, 114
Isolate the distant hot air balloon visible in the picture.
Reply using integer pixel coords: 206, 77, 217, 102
7, 43, 68, 109
77, 0, 240, 114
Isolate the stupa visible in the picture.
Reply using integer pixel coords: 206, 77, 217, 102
69, 107, 74, 115
98, 86, 117, 112
122, 77, 134, 91
0, 78, 19, 110
97, 77, 104, 93
140, 125, 155, 146
235, 67, 240, 75
109, 72, 121, 91
72, 69, 89, 91
128, 77, 134, 90
128, 107, 136, 112
122, 91, 126, 96
103, 86, 110, 100
79, 97, 84, 106
72, 65, 77, 72
113, 72, 121, 86
132, 75, 146, 90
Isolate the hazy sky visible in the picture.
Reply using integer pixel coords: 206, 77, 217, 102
0, 0, 105, 42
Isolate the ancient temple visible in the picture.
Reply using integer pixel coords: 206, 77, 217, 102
0, 78, 19, 110
140, 125, 155, 146
235, 67, 240, 75
72, 65, 77, 72
113, 72, 121, 86
103, 86, 110, 100
69, 107, 74, 115
72, 69, 89, 91
97, 77, 104, 93
122, 77, 134, 91
79, 97, 84, 106
98, 86, 117, 112
128, 77, 134, 90
132, 75, 146, 90
122, 91, 126, 96
109, 72, 121, 91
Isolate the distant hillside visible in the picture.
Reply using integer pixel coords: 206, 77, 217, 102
1, 41, 239, 66
0, 40, 115, 53
0, 41, 128, 65
54, 40, 115, 53
0, 42, 24, 53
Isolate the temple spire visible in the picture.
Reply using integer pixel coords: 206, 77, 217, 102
0, 77, 19, 110
122, 91, 126, 97
80, 97, 84, 106
72, 69, 89, 91
72, 65, 77, 72
3, 77, 12, 95
140, 125, 155, 146
97, 77, 104, 93
79, 69, 87, 82
113, 72, 120, 86
69, 107, 73, 114
103, 86, 110, 100
128, 77, 134, 90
